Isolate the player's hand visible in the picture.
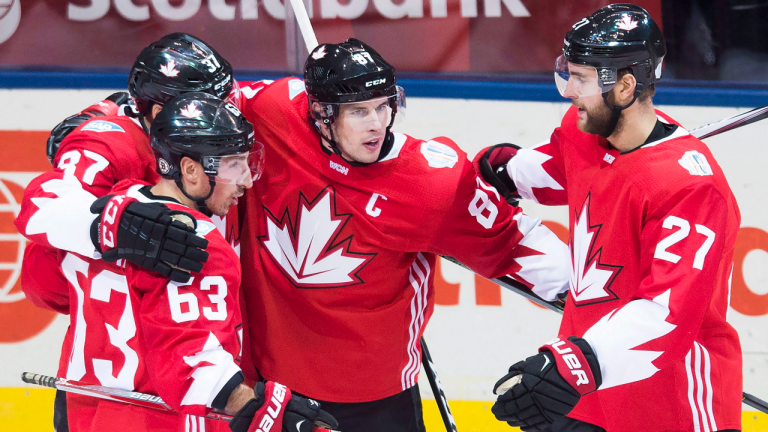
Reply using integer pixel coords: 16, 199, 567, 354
47, 92, 130, 165
89, 194, 209, 283
491, 336, 601, 430
229, 381, 339, 432
472, 143, 521, 205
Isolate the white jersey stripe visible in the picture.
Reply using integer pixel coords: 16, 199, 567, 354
199, 416, 206, 432
401, 268, 420, 390
686, 348, 701, 432
700, 343, 718, 431
406, 255, 428, 388
694, 343, 711, 432
410, 253, 431, 387
400, 253, 430, 390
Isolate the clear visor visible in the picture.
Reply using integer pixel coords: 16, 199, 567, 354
320, 85, 406, 129
554, 55, 616, 98
205, 143, 264, 187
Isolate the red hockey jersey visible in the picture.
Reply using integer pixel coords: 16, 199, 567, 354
34, 181, 243, 432
230, 78, 571, 402
507, 106, 742, 431
15, 115, 159, 259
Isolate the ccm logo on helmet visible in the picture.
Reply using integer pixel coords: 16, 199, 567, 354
548, 338, 590, 387
365, 78, 386, 87
255, 382, 287, 432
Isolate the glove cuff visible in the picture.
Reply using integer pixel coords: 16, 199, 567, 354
539, 336, 599, 395
97, 195, 137, 256
244, 381, 291, 432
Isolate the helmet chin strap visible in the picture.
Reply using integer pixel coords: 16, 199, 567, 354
600, 91, 639, 138
174, 175, 216, 217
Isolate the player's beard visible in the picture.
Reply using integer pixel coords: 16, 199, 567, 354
576, 93, 626, 137
577, 99, 612, 136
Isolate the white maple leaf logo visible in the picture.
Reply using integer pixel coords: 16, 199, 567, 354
260, 187, 374, 288
26, 176, 100, 257
159, 59, 180, 77
569, 194, 621, 305
312, 45, 327, 60
181, 332, 237, 406
180, 102, 203, 119
617, 15, 639, 31
582, 289, 677, 389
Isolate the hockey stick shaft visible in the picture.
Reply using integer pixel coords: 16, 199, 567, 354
420, 338, 459, 432
21, 372, 339, 431
286, 0, 318, 53
689, 104, 768, 140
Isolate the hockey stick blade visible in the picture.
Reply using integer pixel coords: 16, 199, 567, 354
22, 372, 340, 431
689, 104, 768, 140
420, 338, 459, 432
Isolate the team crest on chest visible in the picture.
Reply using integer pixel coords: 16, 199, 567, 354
569, 194, 622, 306
260, 186, 375, 288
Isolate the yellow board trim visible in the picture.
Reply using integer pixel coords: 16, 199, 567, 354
422, 399, 768, 432
1, 389, 766, 431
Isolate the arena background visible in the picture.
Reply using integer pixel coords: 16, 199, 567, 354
1, 1, 768, 431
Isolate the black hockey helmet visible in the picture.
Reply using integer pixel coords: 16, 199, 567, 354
556, 4, 666, 136
559, 4, 665, 96
128, 33, 237, 116
303, 38, 405, 164
150, 92, 263, 209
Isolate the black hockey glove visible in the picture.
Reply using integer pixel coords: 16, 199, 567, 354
491, 336, 601, 431
90, 194, 209, 283
47, 92, 130, 165
472, 143, 521, 205
229, 381, 339, 432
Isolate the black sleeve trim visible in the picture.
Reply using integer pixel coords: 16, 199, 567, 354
211, 371, 245, 411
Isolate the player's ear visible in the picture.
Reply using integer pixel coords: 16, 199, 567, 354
179, 156, 203, 189
151, 103, 164, 120
616, 73, 637, 105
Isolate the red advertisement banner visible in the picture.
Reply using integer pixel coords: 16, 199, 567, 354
0, 0, 661, 73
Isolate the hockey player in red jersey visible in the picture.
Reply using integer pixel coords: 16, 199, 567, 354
222, 39, 571, 431
23, 92, 337, 432
15, 33, 242, 431
476, 5, 742, 432
17, 32, 237, 287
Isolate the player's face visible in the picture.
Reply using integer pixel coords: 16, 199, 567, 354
563, 63, 613, 135
205, 153, 255, 216
333, 97, 389, 164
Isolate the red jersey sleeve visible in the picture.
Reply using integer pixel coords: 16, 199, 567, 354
21, 242, 70, 314
128, 225, 243, 416
582, 182, 736, 390
237, 80, 277, 115
507, 129, 569, 206
428, 138, 571, 301
14, 117, 154, 257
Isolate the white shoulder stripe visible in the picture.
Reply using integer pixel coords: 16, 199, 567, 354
379, 133, 407, 162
